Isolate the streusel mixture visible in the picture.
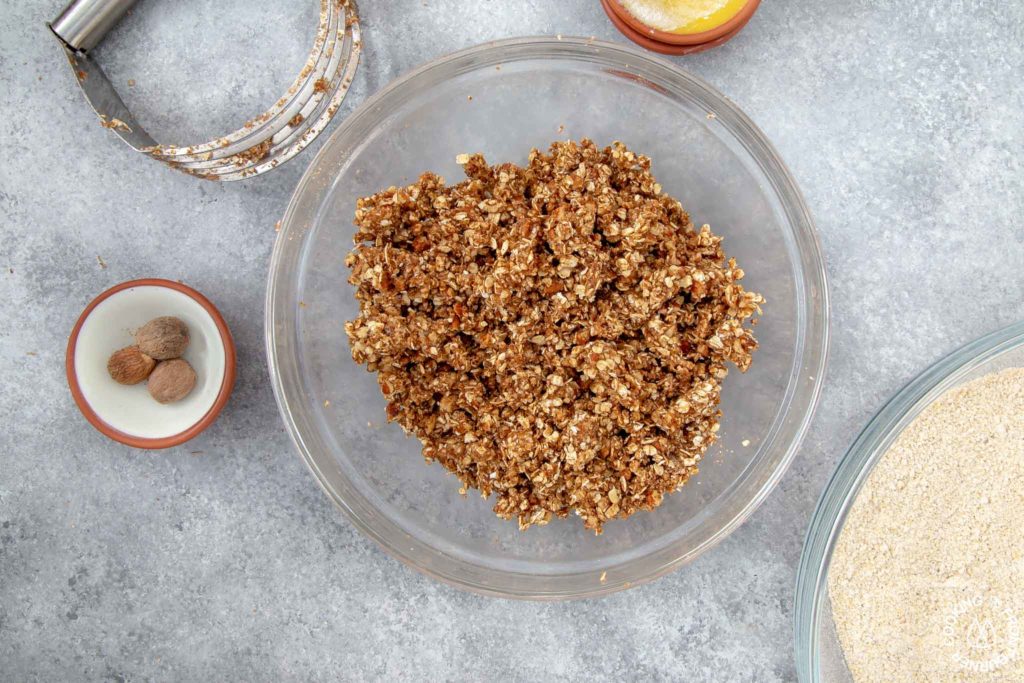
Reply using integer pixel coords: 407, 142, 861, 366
345, 139, 762, 531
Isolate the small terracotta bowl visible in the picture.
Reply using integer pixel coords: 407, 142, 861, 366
601, 0, 761, 55
66, 278, 236, 449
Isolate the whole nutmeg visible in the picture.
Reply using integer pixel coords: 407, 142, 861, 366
147, 359, 197, 404
136, 316, 189, 360
107, 346, 156, 385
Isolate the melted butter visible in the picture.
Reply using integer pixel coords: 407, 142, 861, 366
620, 0, 749, 35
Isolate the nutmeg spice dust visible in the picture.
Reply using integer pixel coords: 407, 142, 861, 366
829, 367, 1024, 682
345, 139, 763, 532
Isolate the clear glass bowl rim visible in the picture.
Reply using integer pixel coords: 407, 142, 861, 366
266, 36, 830, 600
793, 320, 1024, 680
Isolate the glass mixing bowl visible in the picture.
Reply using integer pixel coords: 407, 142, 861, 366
267, 37, 828, 599
794, 321, 1024, 680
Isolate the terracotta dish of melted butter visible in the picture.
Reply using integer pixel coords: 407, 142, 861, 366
601, 0, 760, 55
620, 0, 749, 34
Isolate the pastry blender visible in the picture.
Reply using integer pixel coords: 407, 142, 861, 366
48, 0, 361, 180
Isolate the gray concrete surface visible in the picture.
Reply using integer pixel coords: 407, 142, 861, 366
2, 1, 1023, 680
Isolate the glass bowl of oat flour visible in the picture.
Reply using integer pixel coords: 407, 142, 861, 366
795, 321, 1024, 681
268, 37, 828, 599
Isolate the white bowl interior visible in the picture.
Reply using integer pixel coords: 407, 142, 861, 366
75, 286, 225, 439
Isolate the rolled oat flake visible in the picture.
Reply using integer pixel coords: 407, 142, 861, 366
830, 367, 1024, 682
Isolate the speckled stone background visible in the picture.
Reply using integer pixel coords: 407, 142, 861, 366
2, 1, 1023, 681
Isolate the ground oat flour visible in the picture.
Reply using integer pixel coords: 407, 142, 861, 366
829, 367, 1024, 682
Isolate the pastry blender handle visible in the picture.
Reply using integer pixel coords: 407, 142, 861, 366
49, 0, 138, 52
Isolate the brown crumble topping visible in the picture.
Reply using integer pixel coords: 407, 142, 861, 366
345, 139, 763, 532
99, 116, 132, 133
233, 139, 272, 166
